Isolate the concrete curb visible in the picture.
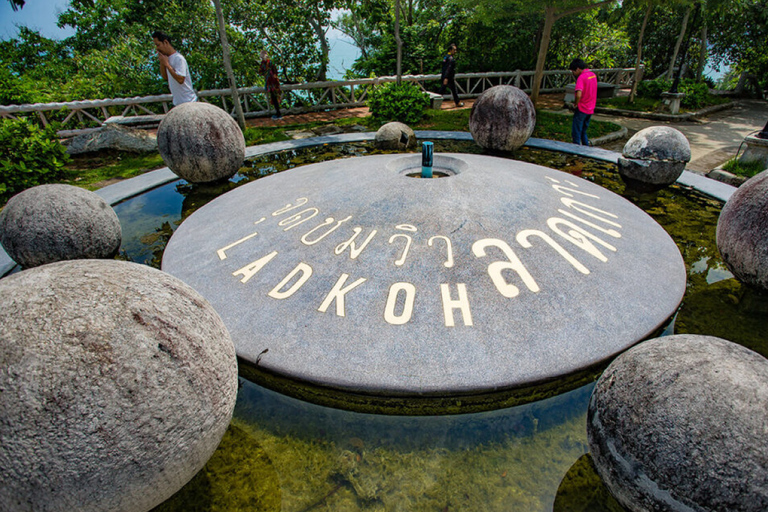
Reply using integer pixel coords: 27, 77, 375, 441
0, 131, 736, 278
591, 126, 628, 146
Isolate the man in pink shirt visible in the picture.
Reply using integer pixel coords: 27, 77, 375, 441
570, 58, 597, 145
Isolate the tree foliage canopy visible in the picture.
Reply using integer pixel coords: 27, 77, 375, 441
1, 0, 766, 104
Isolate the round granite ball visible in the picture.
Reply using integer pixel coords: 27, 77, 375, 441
469, 85, 536, 151
0, 184, 121, 269
158, 102, 245, 183
0, 260, 239, 512
374, 121, 416, 150
588, 335, 768, 512
716, 169, 768, 290
618, 126, 691, 187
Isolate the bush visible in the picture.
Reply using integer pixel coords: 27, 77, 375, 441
679, 80, 711, 110
636, 77, 672, 100
637, 77, 717, 110
0, 118, 69, 204
367, 82, 430, 125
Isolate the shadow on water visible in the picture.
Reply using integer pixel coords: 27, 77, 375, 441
117, 140, 766, 511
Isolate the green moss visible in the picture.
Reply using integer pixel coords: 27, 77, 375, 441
676, 278, 768, 357
224, 389, 591, 512
722, 158, 765, 178
62, 151, 164, 190
151, 422, 281, 512
553, 454, 626, 512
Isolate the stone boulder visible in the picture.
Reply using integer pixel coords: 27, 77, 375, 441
469, 85, 536, 152
0, 184, 121, 269
64, 124, 158, 155
716, 169, 768, 290
374, 121, 416, 150
618, 126, 691, 189
588, 334, 768, 512
157, 102, 245, 183
0, 259, 239, 512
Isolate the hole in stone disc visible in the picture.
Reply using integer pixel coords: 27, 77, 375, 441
387, 154, 468, 178
405, 170, 452, 178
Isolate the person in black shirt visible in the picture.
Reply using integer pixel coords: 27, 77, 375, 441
439, 43, 463, 108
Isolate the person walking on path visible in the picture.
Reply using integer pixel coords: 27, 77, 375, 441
440, 43, 463, 108
259, 50, 282, 120
570, 58, 597, 146
152, 31, 197, 107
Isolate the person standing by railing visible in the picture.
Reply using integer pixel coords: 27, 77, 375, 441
440, 43, 463, 108
152, 31, 197, 107
569, 58, 597, 146
259, 50, 282, 120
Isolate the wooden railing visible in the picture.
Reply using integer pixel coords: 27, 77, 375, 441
0, 67, 640, 136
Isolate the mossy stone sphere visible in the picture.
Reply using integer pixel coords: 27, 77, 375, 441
716, 169, 768, 290
0, 184, 121, 269
618, 126, 691, 188
158, 102, 245, 183
374, 121, 416, 150
588, 335, 768, 512
469, 85, 536, 152
0, 260, 239, 512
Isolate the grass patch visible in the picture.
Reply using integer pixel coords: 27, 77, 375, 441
722, 158, 766, 178
62, 150, 164, 190
413, 108, 471, 131
597, 94, 730, 113
243, 126, 292, 146
533, 111, 620, 141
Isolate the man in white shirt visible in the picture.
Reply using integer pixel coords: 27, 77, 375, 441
152, 31, 197, 106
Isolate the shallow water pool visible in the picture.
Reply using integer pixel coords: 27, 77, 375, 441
109, 141, 768, 512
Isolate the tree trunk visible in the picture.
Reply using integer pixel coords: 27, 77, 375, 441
697, 22, 707, 82
531, 6, 556, 104
212, 0, 245, 131
309, 14, 329, 82
667, 5, 692, 80
629, 5, 652, 104
395, 0, 402, 85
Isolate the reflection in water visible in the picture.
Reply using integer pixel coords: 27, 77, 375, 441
119, 141, 767, 511
553, 453, 625, 512
155, 381, 593, 512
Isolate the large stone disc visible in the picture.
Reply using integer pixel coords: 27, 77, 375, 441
162, 153, 686, 412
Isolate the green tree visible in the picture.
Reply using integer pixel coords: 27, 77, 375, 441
624, 0, 655, 103
338, 0, 471, 78
545, 9, 631, 69
463, 0, 617, 104
1, 0, 341, 104
707, 0, 768, 93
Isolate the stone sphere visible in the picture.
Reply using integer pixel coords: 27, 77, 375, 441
0, 260, 239, 512
158, 102, 245, 183
618, 126, 691, 187
374, 121, 416, 150
716, 169, 768, 290
588, 334, 768, 512
469, 85, 536, 151
0, 184, 121, 269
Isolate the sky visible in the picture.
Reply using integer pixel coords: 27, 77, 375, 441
0, 0, 74, 40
